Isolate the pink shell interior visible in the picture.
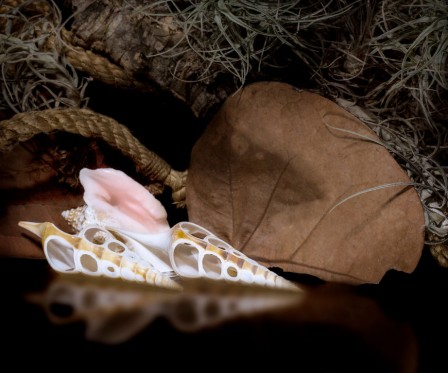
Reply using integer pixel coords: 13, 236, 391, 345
80, 168, 170, 234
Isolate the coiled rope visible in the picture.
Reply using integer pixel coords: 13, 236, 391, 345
0, 108, 187, 205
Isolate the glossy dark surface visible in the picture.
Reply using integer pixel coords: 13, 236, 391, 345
1, 249, 447, 372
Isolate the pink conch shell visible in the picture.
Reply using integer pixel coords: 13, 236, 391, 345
79, 168, 170, 234
62, 168, 172, 255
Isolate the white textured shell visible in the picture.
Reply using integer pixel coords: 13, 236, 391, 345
18, 221, 182, 291
61, 168, 174, 273
62, 205, 173, 273
169, 222, 301, 292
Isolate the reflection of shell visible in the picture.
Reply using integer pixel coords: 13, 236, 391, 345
166, 291, 303, 332
25, 277, 177, 345
169, 222, 301, 292
27, 275, 303, 343
18, 221, 182, 291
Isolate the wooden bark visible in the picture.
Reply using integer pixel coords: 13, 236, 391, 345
66, 0, 239, 120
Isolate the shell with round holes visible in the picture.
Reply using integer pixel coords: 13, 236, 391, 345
169, 222, 300, 292
18, 221, 182, 291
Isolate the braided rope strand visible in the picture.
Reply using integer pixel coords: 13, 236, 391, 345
0, 108, 187, 204
63, 40, 156, 93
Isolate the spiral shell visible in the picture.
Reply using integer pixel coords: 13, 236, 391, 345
169, 222, 300, 292
18, 221, 182, 291
62, 205, 173, 273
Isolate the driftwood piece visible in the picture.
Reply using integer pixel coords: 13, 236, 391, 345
66, 0, 238, 119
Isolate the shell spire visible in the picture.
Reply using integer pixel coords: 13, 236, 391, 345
18, 221, 51, 239
19, 221, 81, 249
61, 205, 90, 232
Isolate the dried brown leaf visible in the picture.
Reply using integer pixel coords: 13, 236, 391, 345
186, 82, 425, 284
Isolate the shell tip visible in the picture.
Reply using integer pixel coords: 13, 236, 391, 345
18, 221, 46, 238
